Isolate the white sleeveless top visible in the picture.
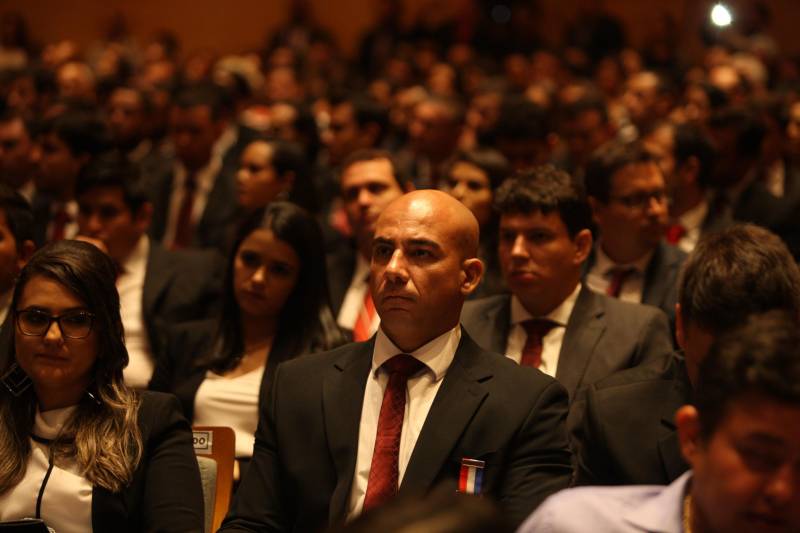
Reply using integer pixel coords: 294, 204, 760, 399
193, 366, 263, 458
0, 405, 93, 532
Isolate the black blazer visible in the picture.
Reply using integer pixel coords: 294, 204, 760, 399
92, 391, 204, 531
461, 287, 673, 406
572, 355, 691, 486
219, 331, 573, 532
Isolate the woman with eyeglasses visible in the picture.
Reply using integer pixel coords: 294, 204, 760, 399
0, 240, 203, 531
151, 202, 345, 480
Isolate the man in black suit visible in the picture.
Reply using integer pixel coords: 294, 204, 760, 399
221, 190, 573, 532
75, 152, 223, 389
583, 140, 687, 325
461, 166, 672, 430
147, 85, 239, 252
575, 224, 800, 486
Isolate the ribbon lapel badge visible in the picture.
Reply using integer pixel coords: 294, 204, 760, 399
458, 458, 485, 495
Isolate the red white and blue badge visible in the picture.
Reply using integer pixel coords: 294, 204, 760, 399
458, 458, 485, 495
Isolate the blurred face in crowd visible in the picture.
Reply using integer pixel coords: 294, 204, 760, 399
643, 123, 677, 189
77, 186, 149, 264
324, 102, 376, 167
678, 393, 800, 533
0, 117, 34, 189
170, 104, 222, 172
233, 228, 299, 321
236, 141, 290, 211
31, 133, 86, 200
591, 161, 669, 261
563, 109, 614, 169
0, 209, 32, 294
498, 210, 591, 317
444, 161, 493, 227
623, 72, 660, 128
341, 157, 406, 254
408, 101, 459, 159
56, 61, 96, 102
108, 88, 146, 148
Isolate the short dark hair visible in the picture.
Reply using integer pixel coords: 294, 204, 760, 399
38, 109, 110, 157
173, 84, 224, 120
0, 185, 33, 246
679, 224, 800, 334
75, 151, 148, 214
674, 122, 716, 188
695, 310, 800, 440
584, 141, 656, 203
494, 165, 594, 238
494, 95, 549, 142
340, 148, 411, 190
330, 92, 389, 142
444, 148, 510, 191
707, 106, 766, 159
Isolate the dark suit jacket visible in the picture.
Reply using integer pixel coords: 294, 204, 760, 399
147, 163, 240, 254
324, 234, 358, 319
573, 355, 691, 486
143, 243, 224, 375
583, 241, 686, 328
92, 391, 204, 531
461, 287, 673, 407
220, 331, 573, 532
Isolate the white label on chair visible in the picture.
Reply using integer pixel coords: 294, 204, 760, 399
193, 430, 214, 453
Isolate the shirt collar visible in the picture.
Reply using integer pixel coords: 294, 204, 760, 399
595, 243, 654, 276
678, 199, 709, 231
510, 283, 581, 327
622, 471, 691, 533
372, 325, 461, 382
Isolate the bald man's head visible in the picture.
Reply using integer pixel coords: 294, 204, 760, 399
371, 189, 484, 352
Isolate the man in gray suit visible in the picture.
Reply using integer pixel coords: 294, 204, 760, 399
461, 166, 673, 429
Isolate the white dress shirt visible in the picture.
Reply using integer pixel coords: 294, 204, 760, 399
347, 325, 461, 519
505, 284, 581, 377
675, 199, 709, 253
162, 156, 222, 249
119, 235, 155, 389
193, 366, 263, 458
585, 245, 653, 304
337, 254, 380, 336
0, 405, 93, 533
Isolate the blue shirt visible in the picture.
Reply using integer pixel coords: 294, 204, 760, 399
518, 472, 691, 533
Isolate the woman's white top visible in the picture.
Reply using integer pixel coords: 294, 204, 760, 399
193, 366, 263, 458
0, 405, 93, 532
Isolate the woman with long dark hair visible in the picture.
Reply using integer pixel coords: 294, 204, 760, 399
151, 201, 345, 477
0, 240, 203, 531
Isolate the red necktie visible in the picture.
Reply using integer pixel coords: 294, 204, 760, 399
50, 208, 72, 242
520, 319, 557, 368
606, 267, 636, 298
172, 172, 197, 250
353, 291, 376, 341
363, 354, 425, 511
665, 223, 686, 244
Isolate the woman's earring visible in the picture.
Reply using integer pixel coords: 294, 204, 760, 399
1, 363, 32, 397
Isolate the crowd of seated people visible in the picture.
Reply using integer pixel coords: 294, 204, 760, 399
1, 1, 800, 531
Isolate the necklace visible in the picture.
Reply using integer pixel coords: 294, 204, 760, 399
683, 493, 692, 533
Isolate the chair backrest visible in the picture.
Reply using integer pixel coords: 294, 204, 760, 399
193, 426, 236, 533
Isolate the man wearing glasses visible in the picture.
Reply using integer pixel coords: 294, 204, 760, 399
583, 141, 686, 328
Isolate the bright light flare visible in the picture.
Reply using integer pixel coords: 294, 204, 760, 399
711, 3, 733, 27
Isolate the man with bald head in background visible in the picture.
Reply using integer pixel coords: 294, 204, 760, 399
221, 191, 573, 532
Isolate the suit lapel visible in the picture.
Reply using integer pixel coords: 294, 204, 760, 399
323, 342, 374, 523
399, 334, 490, 494
142, 243, 175, 319
480, 296, 511, 354
556, 288, 605, 400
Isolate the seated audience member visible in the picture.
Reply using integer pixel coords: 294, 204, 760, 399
0, 240, 203, 531
643, 121, 720, 253
584, 140, 686, 325
327, 149, 413, 340
462, 166, 672, 430
31, 109, 109, 246
575, 224, 800, 486
220, 191, 573, 532
441, 147, 510, 298
0, 109, 36, 201
521, 310, 800, 533
492, 95, 554, 173
150, 202, 345, 475
75, 152, 224, 389
0, 186, 35, 324
147, 85, 238, 252
236, 137, 318, 214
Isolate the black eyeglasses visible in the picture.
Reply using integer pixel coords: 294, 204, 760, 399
16, 309, 96, 339
609, 190, 668, 210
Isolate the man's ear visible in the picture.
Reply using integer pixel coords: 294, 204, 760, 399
675, 404, 702, 466
460, 257, 484, 296
573, 228, 593, 265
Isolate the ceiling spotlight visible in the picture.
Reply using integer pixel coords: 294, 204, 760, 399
710, 3, 733, 27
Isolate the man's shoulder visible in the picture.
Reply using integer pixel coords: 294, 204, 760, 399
277, 340, 370, 375
461, 294, 510, 324
594, 292, 668, 324
654, 241, 688, 268
588, 356, 682, 409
